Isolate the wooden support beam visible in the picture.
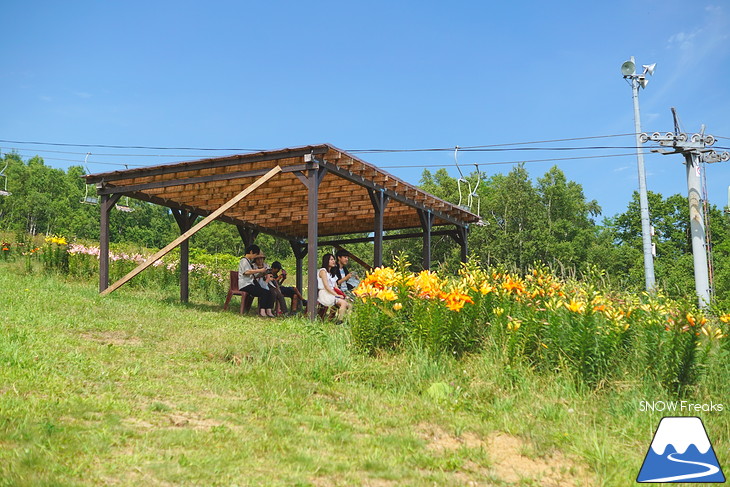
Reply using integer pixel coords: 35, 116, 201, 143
100, 166, 282, 296
368, 188, 389, 268
306, 167, 327, 321
172, 209, 199, 303
458, 225, 469, 263
85, 146, 328, 185
290, 240, 307, 292
316, 159, 472, 228
237, 226, 259, 249
99, 194, 122, 292
319, 229, 455, 246
418, 209, 434, 270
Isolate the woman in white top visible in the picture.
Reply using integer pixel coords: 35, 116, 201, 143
318, 254, 352, 321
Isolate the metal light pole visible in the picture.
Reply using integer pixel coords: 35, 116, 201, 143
622, 57, 656, 292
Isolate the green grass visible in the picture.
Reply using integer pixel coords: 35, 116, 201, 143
1, 266, 728, 486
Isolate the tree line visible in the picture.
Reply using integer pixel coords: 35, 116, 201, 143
2, 152, 729, 306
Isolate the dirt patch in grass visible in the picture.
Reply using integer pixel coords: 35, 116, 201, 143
121, 412, 224, 431
80, 331, 143, 346
166, 412, 224, 429
311, 475, 398, 487
418, 423, 593, 486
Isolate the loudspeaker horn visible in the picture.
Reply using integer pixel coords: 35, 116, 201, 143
621, 60, 636, 76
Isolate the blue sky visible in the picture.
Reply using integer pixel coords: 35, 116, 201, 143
1, 0, 729, 219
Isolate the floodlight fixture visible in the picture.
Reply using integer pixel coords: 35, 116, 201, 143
621, 60, 636, 76
642, 63, 656, 76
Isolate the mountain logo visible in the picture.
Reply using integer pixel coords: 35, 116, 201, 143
637, 416, 725, 483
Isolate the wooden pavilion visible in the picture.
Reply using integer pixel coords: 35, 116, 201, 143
83, 144, 480, 319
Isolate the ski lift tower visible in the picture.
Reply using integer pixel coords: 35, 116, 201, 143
647, 128, 730, 307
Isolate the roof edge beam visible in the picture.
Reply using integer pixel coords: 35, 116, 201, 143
316, 158, 468, 227
96, 163, 317, 195
85, 146, 329, 184
319, 229, 455, 246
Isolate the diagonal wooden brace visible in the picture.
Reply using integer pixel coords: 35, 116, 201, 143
101, 165, 282, 296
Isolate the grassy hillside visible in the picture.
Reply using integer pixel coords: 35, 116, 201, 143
1, 266, 727, 486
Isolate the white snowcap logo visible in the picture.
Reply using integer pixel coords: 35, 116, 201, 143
637, 416, 725, 483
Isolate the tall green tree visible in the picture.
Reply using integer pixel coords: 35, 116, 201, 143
417, 164, 602, 274
602, 190, 730, 303
534, 166, 601, 270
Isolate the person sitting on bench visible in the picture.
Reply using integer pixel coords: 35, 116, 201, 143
270, 261, 306, 313
318, 253, 352, 321
330, 249, 359, 298
238, 245, 275, 318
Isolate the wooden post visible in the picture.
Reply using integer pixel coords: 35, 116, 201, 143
418, 209, 434, 270
101, 166, 282, 296
368, 189, 389, 268
290, 240, 307, 293
451, 225, 469, 264
99, 193, 121, 292
172, 209, 199, 303
306, 167, 327, 321
237, 226, 259, 249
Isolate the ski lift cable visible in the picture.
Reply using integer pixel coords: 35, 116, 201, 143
472, 164, 482, 217
0, 149, 11, 196
454, 146, 464, 206
453, 146, 475, 208
81, 153, 99, 205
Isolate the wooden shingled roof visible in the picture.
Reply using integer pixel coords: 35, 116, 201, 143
83, 144, 480, 240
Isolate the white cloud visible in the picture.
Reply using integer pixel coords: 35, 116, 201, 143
74, 92, 93, 99
39, 95, 52, 102
656, 5, 729, 101
667, 30, 699, 51
643, 112, 661, 124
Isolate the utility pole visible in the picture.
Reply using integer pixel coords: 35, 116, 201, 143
646, 120, 730, 308
621, 57, 657, 292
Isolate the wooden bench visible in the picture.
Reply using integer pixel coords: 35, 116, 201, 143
223, 270, 254, 314
225, 270, 334, 319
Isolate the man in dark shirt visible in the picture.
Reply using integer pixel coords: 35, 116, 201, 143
330, 249, 358, 296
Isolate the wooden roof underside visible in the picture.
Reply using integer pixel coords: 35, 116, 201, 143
84, 144, 480, 240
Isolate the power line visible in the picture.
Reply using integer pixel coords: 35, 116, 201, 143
349, 133, 640, 153
4, 149, 651, 170
0, 133, 695, 171
1, 151, 148, 167
376, 152, 655, 168
0, 138, 265, 152
2, 148, 662, 171
3, 145, 653, 158
0, 133, 643, 155
1, 133, 726, 156
0, 147, 221, 158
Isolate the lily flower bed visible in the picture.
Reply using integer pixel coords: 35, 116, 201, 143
351, 258, 728, 392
